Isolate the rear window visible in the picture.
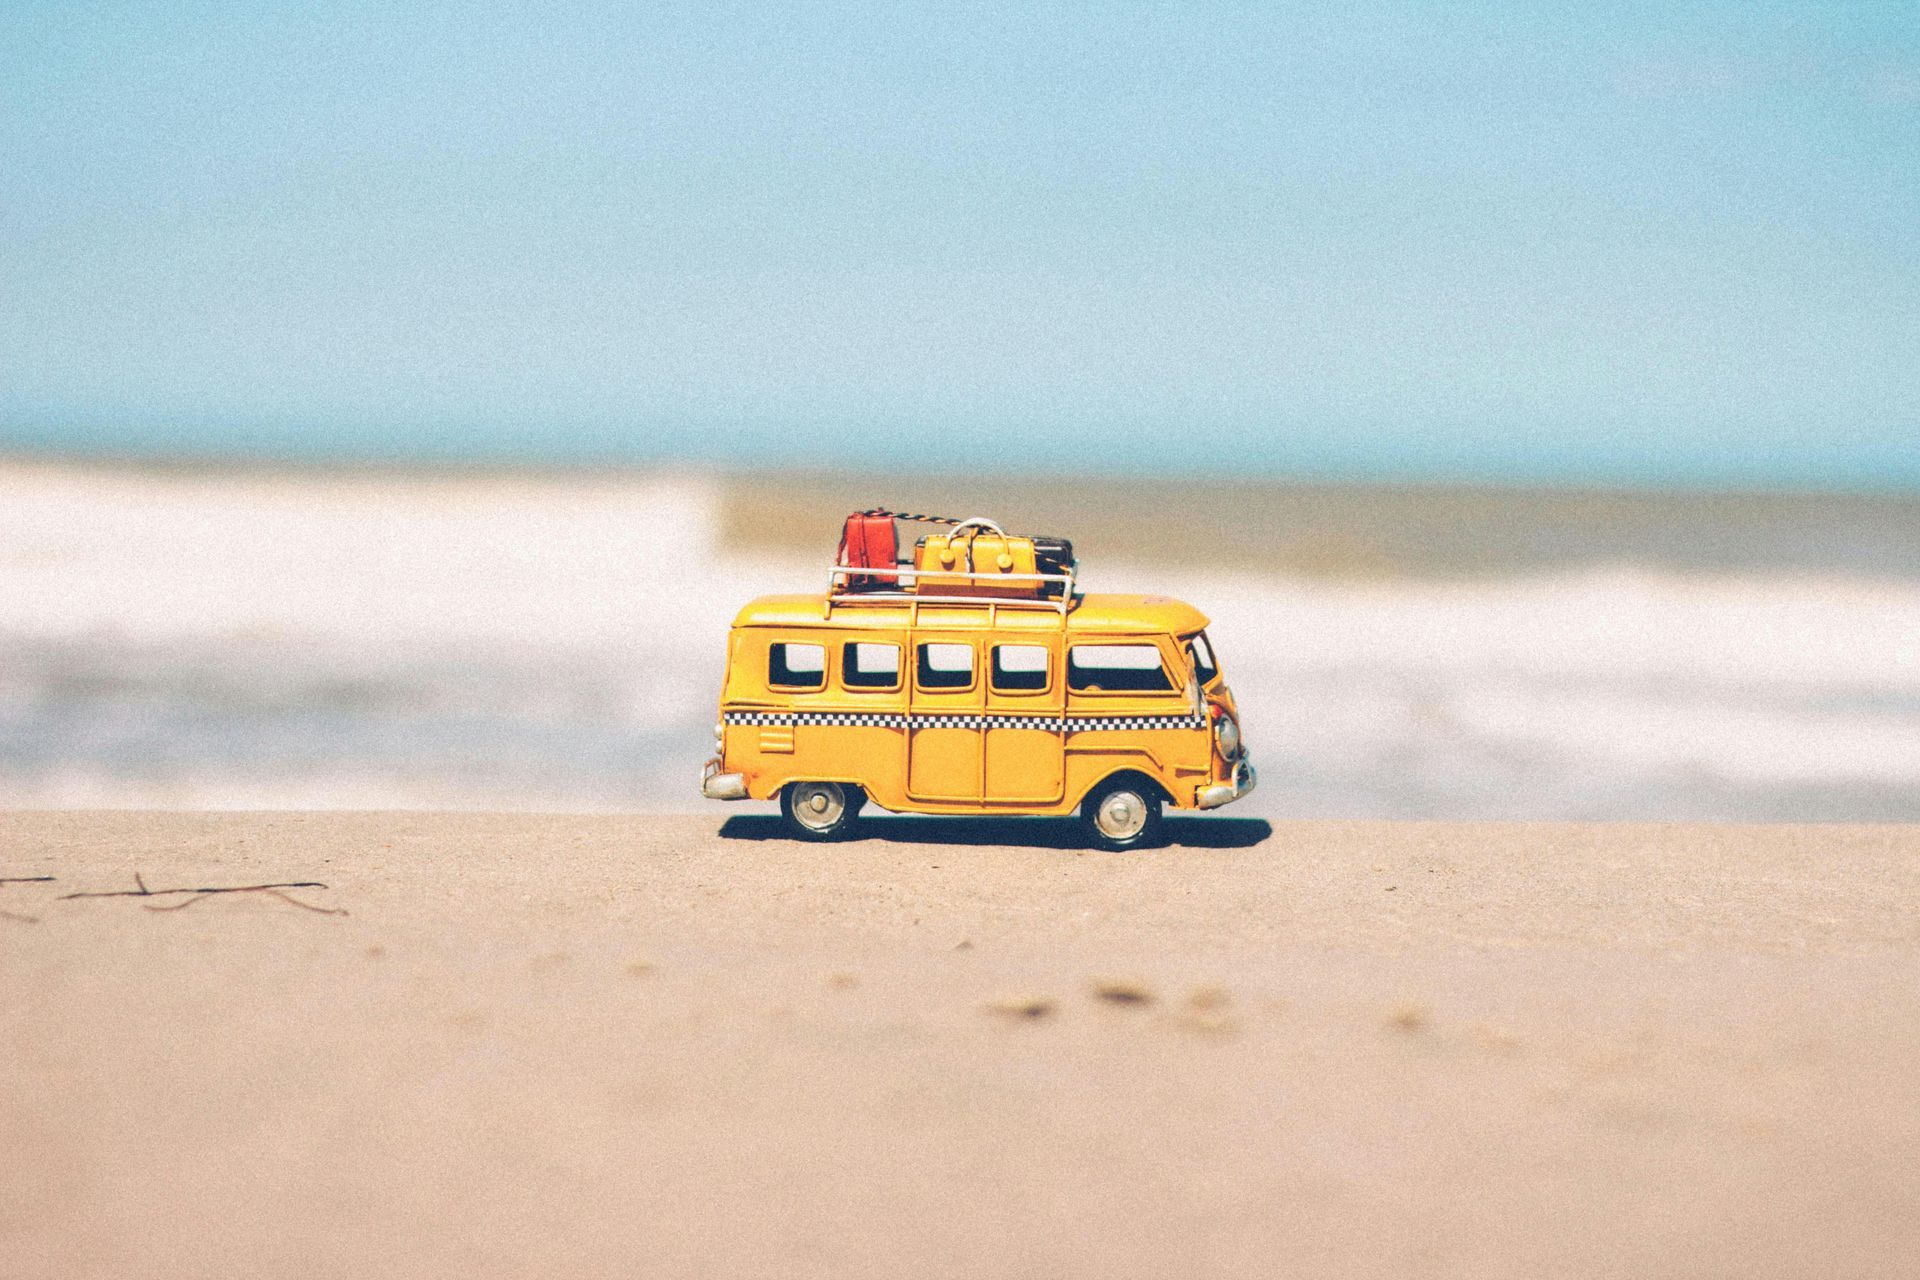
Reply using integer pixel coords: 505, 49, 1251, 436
842, 642, 901, 689
768, 642, 826, 690
1068, 643, 1172, 693
916, 643, 975, 690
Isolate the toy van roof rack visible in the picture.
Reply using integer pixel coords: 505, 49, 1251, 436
824, 563, 1079, 622
826, 514, 1078, 622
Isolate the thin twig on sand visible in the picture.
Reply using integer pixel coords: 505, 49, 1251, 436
145, 888, 346, 916
60, 874, 346, 917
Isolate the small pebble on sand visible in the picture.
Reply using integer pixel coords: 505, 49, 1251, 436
1388, 1002, 1430, 1032
1090, 980, 1154, 1006
987, 996, 1055, 1020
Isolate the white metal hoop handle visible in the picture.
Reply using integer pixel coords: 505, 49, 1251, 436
945, 517, 1005, 573
947, 517, 1005, 536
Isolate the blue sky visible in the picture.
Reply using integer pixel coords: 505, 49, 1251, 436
2, 2, 1916, 485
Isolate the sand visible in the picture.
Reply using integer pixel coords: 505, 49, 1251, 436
4, 810, 1917, 1278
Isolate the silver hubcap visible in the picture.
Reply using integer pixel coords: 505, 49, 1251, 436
1095, 790, 1148, 840
792, 782, 847, 831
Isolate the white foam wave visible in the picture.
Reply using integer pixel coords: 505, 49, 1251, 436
3, 463, 1917, 816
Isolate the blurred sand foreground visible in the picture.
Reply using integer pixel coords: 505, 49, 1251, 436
4, 812, 1918, 1279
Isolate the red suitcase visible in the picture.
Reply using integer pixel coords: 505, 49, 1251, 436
836, 512, 898, 590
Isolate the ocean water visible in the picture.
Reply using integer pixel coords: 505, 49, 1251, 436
3, 460, 1917, 820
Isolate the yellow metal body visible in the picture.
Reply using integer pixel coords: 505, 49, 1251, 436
712, 591, 1245, 816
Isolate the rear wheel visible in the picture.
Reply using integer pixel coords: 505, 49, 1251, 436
780, 781, 863, 841
1080, 776, 1164, 851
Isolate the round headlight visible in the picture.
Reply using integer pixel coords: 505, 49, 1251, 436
1214, 711, 1242, 759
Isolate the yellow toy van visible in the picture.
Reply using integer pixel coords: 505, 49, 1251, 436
700, 514, 1253, 849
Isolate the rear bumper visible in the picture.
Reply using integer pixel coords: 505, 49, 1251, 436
1195, 758, 1256, 809
701, 758, 749, 801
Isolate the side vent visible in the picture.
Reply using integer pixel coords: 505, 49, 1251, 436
759, 725, 795, 754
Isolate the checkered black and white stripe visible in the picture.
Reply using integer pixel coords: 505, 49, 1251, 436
723, 710, 1205, 733
721, 710, 910, 729
1067, 714, 1208, 732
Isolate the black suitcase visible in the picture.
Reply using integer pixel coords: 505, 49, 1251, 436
1031, 535, 1075, 593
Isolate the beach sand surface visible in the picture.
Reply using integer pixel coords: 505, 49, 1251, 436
3, 811, 1917, 1278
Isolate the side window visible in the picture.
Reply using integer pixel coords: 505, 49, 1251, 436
842, 642, 901, 690
768, 642, 826, 690
991, 644, 1050, 693
916, 642, 975, 690
1068, 643, 1173, 693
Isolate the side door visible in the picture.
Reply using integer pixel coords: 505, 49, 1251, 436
831, 632, 910, 797
1063, 635, 1199, 791
983, 637, 1065, 804
906, 635, 983, 803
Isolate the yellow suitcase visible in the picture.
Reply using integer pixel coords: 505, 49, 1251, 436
913, 528, 1043, 597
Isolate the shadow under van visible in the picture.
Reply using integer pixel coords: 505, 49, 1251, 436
717, 813, 1272, 851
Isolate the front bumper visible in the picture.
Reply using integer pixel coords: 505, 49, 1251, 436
1195, 757, 1256, 809
701, 757, 749, 801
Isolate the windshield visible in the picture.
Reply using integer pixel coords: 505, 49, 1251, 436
1186, 631, 1220, 686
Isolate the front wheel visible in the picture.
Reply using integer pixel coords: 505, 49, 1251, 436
780, 781, 863, 841
1080, 777, 1164, 851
